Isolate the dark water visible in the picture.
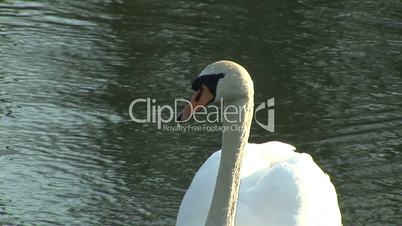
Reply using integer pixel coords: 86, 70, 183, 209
1, 0, 401, 225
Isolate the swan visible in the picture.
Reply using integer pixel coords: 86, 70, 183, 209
176, 60, 342, 226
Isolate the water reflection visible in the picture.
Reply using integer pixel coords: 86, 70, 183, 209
0, 0, 401, 225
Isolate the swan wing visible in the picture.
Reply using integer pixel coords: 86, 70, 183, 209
176, 150, 220, 226
237, 142, 342, 226
176, 141, 342, 226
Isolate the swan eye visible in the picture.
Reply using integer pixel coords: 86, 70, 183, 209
192, 78, 202, 91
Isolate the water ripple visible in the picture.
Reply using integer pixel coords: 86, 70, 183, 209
1, 0, 401, 225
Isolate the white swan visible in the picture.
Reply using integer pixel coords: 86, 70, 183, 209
176, 60, 342, 226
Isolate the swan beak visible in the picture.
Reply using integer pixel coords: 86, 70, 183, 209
177, 84, 214, 122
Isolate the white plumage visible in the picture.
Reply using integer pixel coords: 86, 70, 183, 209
176, 141, 342, 226
176, 61, 342, 226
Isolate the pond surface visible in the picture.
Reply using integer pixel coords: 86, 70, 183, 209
1, 0, 401, 225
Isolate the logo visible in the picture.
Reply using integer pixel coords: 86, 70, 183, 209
128, 98, 275, 132
254, 98, 275, 132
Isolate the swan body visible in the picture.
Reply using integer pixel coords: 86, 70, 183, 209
176, 142, 342, 226
176, 60, 342, 226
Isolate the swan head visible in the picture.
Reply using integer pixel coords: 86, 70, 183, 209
178, 60, 254, 121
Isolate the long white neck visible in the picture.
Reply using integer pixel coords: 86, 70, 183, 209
205, 96, 254, 226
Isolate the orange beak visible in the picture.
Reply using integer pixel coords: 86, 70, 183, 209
177, 84, 214, 121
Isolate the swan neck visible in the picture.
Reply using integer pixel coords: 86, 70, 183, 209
205, 97, 253, 226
